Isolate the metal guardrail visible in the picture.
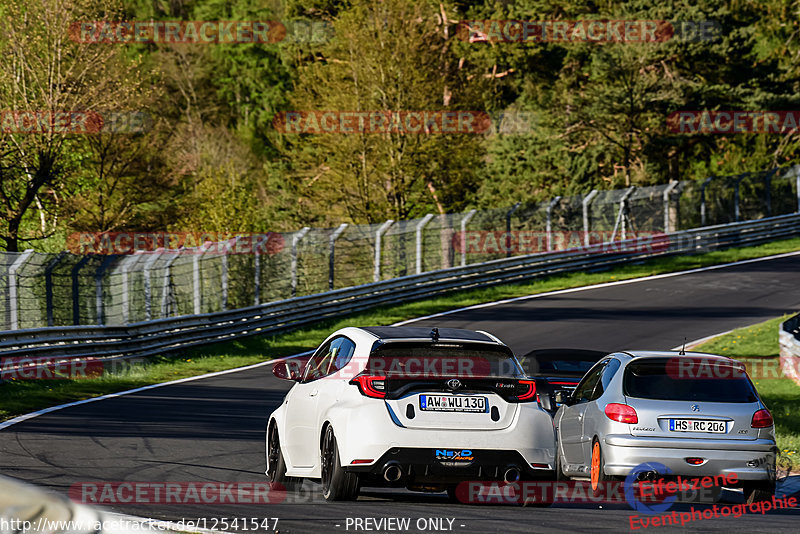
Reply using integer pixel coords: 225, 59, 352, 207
779, 313, 800, 387
4, 165, 800, 333
1, 213, 799, 365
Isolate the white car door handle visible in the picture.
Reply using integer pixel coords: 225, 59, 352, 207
309, 389, 318, 397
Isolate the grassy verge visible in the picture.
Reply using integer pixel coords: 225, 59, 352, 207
2, 236, 800, 422
695, 316, 800, 456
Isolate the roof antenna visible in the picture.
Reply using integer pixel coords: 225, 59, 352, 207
431, 327, 439, 342
679, 337, 687, 356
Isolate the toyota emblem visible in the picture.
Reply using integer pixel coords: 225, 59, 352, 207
447, 379, 462, 390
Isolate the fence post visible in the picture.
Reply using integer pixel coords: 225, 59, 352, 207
415, 214, 434, 274
582, 190, 599, 246
71, 255, 92, 326
328, 224, 348, 290
460, 209, 477, 267
545, 196, 561, 252
94, 255, 117, 326
373, 220, 393, 283
118, 253, 142, 324
764, 169, 777, 218
700, 176, 715, 226
794, 164, 800, 213
44, 252, 66, 327
160, 251, 181, 317
8, 249, 35, 330
192, 241, 212, 315
254, 233, 269, 306
221, 237, 242, 312
505, 202, 521, 257
611, 186, 636, 241
143, 249, 164, 321
734, 173, 749, 222
622, 186, 636, 240
291, 227, 311, 298
663, 181, 680, 233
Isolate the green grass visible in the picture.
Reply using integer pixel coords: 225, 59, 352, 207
695, 316, 800, 456
693, 316, 790, 359
2, 236, 799, 422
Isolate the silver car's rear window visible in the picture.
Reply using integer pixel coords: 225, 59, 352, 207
623, 358, 758, 403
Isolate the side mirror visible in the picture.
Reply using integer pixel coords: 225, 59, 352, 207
273, 360, 303, 381
554, 390, 571, 406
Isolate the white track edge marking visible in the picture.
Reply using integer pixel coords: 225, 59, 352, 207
2, 249, 799, 431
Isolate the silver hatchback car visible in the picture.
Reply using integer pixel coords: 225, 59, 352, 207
554, 351, 777, 504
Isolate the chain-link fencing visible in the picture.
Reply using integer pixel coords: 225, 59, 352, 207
1, 165, 799, 331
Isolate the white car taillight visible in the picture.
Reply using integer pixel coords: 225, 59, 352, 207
350, 375, 387, 398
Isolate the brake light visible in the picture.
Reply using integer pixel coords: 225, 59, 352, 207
517, 380, 536, 401
751, 409, 773, 428
350, 375, 387, 398
604, 403, 638, 424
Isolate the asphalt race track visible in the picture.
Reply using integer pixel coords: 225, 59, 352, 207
2, 253, 800, 533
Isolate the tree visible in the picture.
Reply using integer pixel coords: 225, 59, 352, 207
279, 0, 490, 225
0, 0, 146, 251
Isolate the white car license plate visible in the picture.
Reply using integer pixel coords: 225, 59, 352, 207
419, 395, 487, 413
669, 419, 727, 433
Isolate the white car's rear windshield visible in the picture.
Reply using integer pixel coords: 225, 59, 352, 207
368, 343, 524, 379
623, 358, 758, 403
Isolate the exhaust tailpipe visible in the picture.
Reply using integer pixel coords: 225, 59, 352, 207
383, 463, 402, 482
503, 466, 521, 483
636, 470, 658, 482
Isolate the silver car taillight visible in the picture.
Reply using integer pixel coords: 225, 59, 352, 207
751, 408, 773, 428
604, 403, 638, 424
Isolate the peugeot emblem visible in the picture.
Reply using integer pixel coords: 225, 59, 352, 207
691, 404, 700, 412
447, 379, 462, 390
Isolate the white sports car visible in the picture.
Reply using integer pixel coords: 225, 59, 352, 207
265, 326, 557, 501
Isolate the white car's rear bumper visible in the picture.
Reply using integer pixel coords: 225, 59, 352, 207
334, 400, 557, 479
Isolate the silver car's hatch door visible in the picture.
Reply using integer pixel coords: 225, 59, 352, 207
625, 397, 760, 440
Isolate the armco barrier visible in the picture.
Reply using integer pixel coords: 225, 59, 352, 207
780, 313, 800, 387
5, 166, 799, 332
1, 213, 799, 365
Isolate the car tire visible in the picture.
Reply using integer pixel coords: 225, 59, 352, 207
743, 481, 775, 505
267, 425, 294, 487
590, 439, 610, 497
555, 443, 567, 482
445, 485, 461, 503
321, 426, 360, 501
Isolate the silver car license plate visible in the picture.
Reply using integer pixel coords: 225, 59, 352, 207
669, 419, 727, 433
419, 395, 487, 412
